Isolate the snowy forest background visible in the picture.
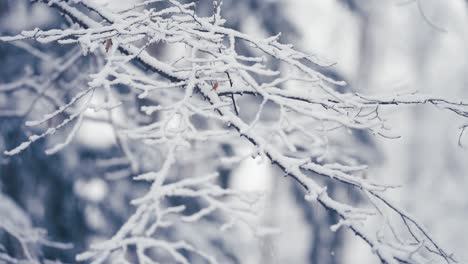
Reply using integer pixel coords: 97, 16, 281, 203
1, 0, 468, 263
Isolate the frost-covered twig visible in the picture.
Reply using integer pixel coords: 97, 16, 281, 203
0, 0, 464, 263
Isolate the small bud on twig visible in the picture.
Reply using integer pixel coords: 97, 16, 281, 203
105, 39, 112, 53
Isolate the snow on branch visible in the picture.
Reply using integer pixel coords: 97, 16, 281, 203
0, 0, 466, 263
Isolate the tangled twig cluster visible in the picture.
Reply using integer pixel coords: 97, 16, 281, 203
1, 0, 466, 263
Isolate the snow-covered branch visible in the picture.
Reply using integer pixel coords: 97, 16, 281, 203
1, 0, 465, 263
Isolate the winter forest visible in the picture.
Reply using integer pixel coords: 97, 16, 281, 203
0, 0, 468, 263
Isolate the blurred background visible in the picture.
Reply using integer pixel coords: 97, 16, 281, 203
1, 0, 467, 263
